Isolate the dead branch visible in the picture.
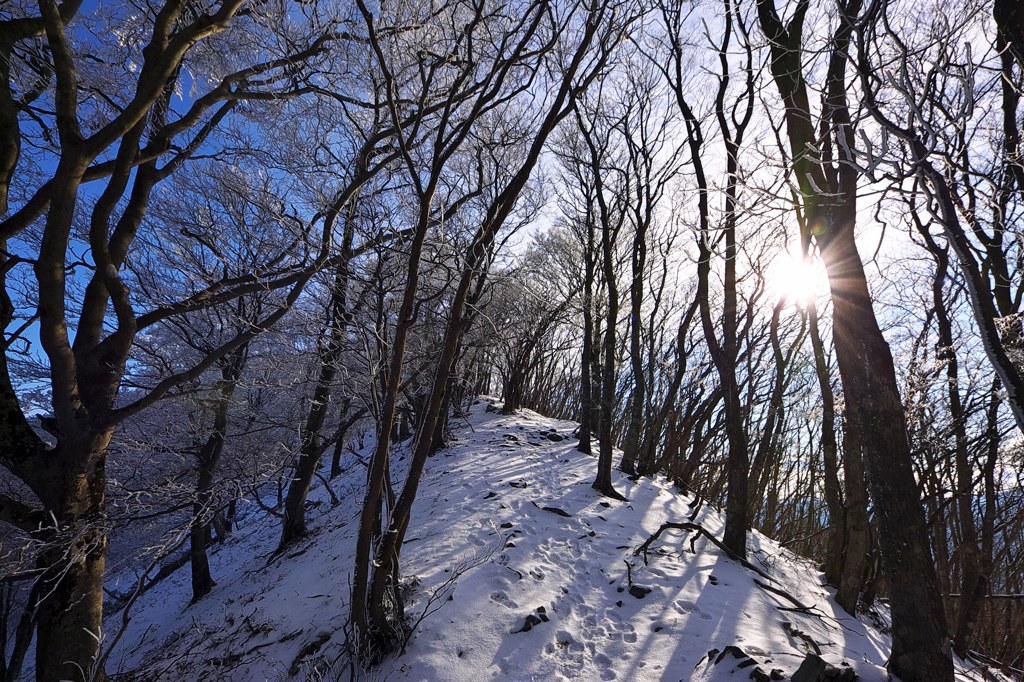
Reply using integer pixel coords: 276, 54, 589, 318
633, 521, 775, 583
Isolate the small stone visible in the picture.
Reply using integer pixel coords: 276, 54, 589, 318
541, 506, 572, 517
512, 613, 543, 633
628, 585, 652, 599
791, 654, 856, 682
714, 645, 749, 665
751, 668, 787, 682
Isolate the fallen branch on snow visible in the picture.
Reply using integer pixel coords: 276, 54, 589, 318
633, 522, 775, 583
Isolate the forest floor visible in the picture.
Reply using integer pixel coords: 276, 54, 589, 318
105, 398, 1006, 681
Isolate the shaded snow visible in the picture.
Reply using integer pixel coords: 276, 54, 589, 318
106, 399, 1001, 681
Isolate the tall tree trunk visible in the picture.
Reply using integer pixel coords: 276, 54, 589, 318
693, 116, 748, 560
33, 430, 112, 682
281, 230, 354, 548
430, 271, 491, 452
350, 206, 432, 649
620, 220, 647, 474
837, 414, 870, 615
825, 232, 947, 676
578, 221, 597, 455
758, 1, 951, 678
929, 249, 985, 655
593, 220, 622, 497
670, 0, 755, 559
807, 300, 846, 588
575, 101, 627, 501
191, 345, 246, 601
594, 178, 625, 500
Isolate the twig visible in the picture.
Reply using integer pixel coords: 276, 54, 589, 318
634, 522, 776, 583
316, 472, 340, 505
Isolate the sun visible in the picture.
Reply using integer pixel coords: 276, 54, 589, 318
766, 249, 830, 308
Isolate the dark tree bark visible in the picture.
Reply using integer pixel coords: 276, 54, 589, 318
668, 0, 755, 559
757, 1, 951, 679
837, 412, 870, 615
594, 181, 625, 500
190, 343, 247, 602
806, 300, 845, 588
280, 218, 356, 548
577, 217, 597, 455
574, 101, 628, 501
620, 216, 646, 474
805, 277, 868, 614
995, 0, 1024, 68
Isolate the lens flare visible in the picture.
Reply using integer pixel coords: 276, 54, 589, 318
767, 251, 829, 307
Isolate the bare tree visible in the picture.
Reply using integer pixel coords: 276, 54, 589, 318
614, 56, 685, 476
349, 0, 631, 657
756, 0, 952, 679
855, 0, 1024, 433
572, 87, 631, 501
656, 0, 757, 559
0, 3, 361, 677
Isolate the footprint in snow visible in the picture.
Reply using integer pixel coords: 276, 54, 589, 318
674, 598, 694, 613
593, 653, 616, 680
674, 599, 713, 621
489, 591, 518, 609
649, 620, 672, 633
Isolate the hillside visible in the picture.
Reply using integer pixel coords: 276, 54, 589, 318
105, 399, 998, 681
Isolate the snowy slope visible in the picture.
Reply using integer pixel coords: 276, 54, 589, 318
106, 399, 1001, 681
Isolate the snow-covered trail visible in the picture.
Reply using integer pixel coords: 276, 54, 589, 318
389, 403, 888, 682
108, 399, 1000, 681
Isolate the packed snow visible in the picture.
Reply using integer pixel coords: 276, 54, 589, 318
104, 399, 1002, 681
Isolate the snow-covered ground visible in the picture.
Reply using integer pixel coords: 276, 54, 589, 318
106, 399, 1003, 681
